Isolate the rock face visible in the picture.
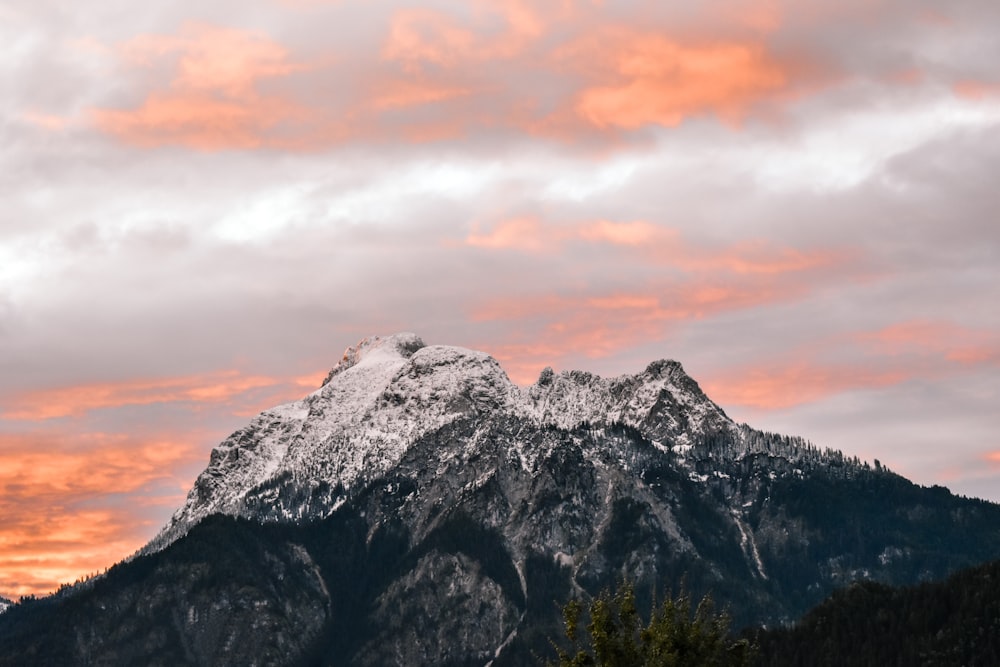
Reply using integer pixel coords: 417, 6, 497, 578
148, 333, 734, 551
5, 334, 1000, 666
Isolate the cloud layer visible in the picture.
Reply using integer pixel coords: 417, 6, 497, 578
3, 0, 1000, 599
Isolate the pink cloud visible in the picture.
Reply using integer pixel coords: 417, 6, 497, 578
382, 1, 545, 69
858, 320, 1000, 365
463, 218, 850, 274
85, 3, 981, 153
953, 80, 1000, 101
87, 4, 844, 150
94, 23, 310, 150
704, 321, 1000, 411
702, 361, 910, 410
474, 277, 815, 383
369, 77, 475, 111
565, 31, 793, 128
1, 370, 298, 421
463, 220, 857, 383
21, 111, 71, 131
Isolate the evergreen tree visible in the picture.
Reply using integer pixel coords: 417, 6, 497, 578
549, 583, 754, 666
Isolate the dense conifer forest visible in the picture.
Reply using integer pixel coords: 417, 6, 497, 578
752, 558, 1000, 666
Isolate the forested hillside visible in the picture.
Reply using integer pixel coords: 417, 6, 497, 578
754, 559, 1000, 666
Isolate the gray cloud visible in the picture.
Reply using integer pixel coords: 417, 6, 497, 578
1, 3, 999, 601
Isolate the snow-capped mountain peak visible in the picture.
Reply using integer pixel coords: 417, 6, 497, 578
148, 334, 736, 550
320, 332, 426, 387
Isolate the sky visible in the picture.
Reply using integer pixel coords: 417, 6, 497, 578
2, 0, 999, 600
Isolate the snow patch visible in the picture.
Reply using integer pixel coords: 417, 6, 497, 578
732, 509, 768, 580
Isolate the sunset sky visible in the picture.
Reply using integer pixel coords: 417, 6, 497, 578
3, 0, 1000, 600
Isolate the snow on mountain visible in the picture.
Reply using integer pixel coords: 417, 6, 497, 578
149, 333, 750, 550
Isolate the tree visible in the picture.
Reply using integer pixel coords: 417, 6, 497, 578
549, 583, 754, 666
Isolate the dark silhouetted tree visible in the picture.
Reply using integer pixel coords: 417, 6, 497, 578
549, 582, 754, 666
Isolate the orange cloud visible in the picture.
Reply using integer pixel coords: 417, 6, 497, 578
473, 282, 811, 326
703, 361, 910, 410
0, 433, 203, 599
87, 4, 846, 150
294, 371, 329, 389
122, 23, 303, 96
94, 23, 310, 150
946, 346, 1000, 365
370, 77, 475, 111
0, 363, 329, 598
475, 277, 811, 384
465, 217, 553, 252
677, 239, 848, 275
560, 29, 793, 128
2, 370, 282, 420
859, 320, 959, 350
382, 1, 544, 69
21, 111, 71, 131
858, 320, 1000, 365
953, 80, 1000, 101
464, 218, 849, 274
0, 509, 148, 600
703, 320, 1000, 411
95, 92, 307, 150
576, 219, 663, 246
0, 434, 198, 500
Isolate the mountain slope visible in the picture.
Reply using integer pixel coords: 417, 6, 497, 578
3, 334, 1000, 666
754, 558, 1000, 666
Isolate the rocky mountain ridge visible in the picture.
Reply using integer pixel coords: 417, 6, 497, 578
5, 334, 1000, 666
149, 332, 742, 551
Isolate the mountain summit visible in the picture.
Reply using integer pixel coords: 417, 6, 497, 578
5, 334, 1000, 666
150, 332, 733, 551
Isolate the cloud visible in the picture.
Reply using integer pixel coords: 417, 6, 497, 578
20, 110, 71, 131
462, 217, 851, 274
0, 433, 203, 598
382, 1, 544, 68
1, 370, 289, 421
369, 77, 475, 111
474, 279, 821, 384
953, 80, 1000, 101
857, 321, 1000, 367
704, 320, 1000, 411
83, 2, 843, 150
459, 219, 858, 383
0, 367, 328, 424
703, 361, 910, 410
93, 22, 310, 150
464, 217, 661, 252
566, 32, 794, 128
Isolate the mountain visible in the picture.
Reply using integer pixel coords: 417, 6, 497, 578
0, 598, 10, 615
146, 332, 734, 552
3, 333, 1000, 666
753, 558, 1000, 666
